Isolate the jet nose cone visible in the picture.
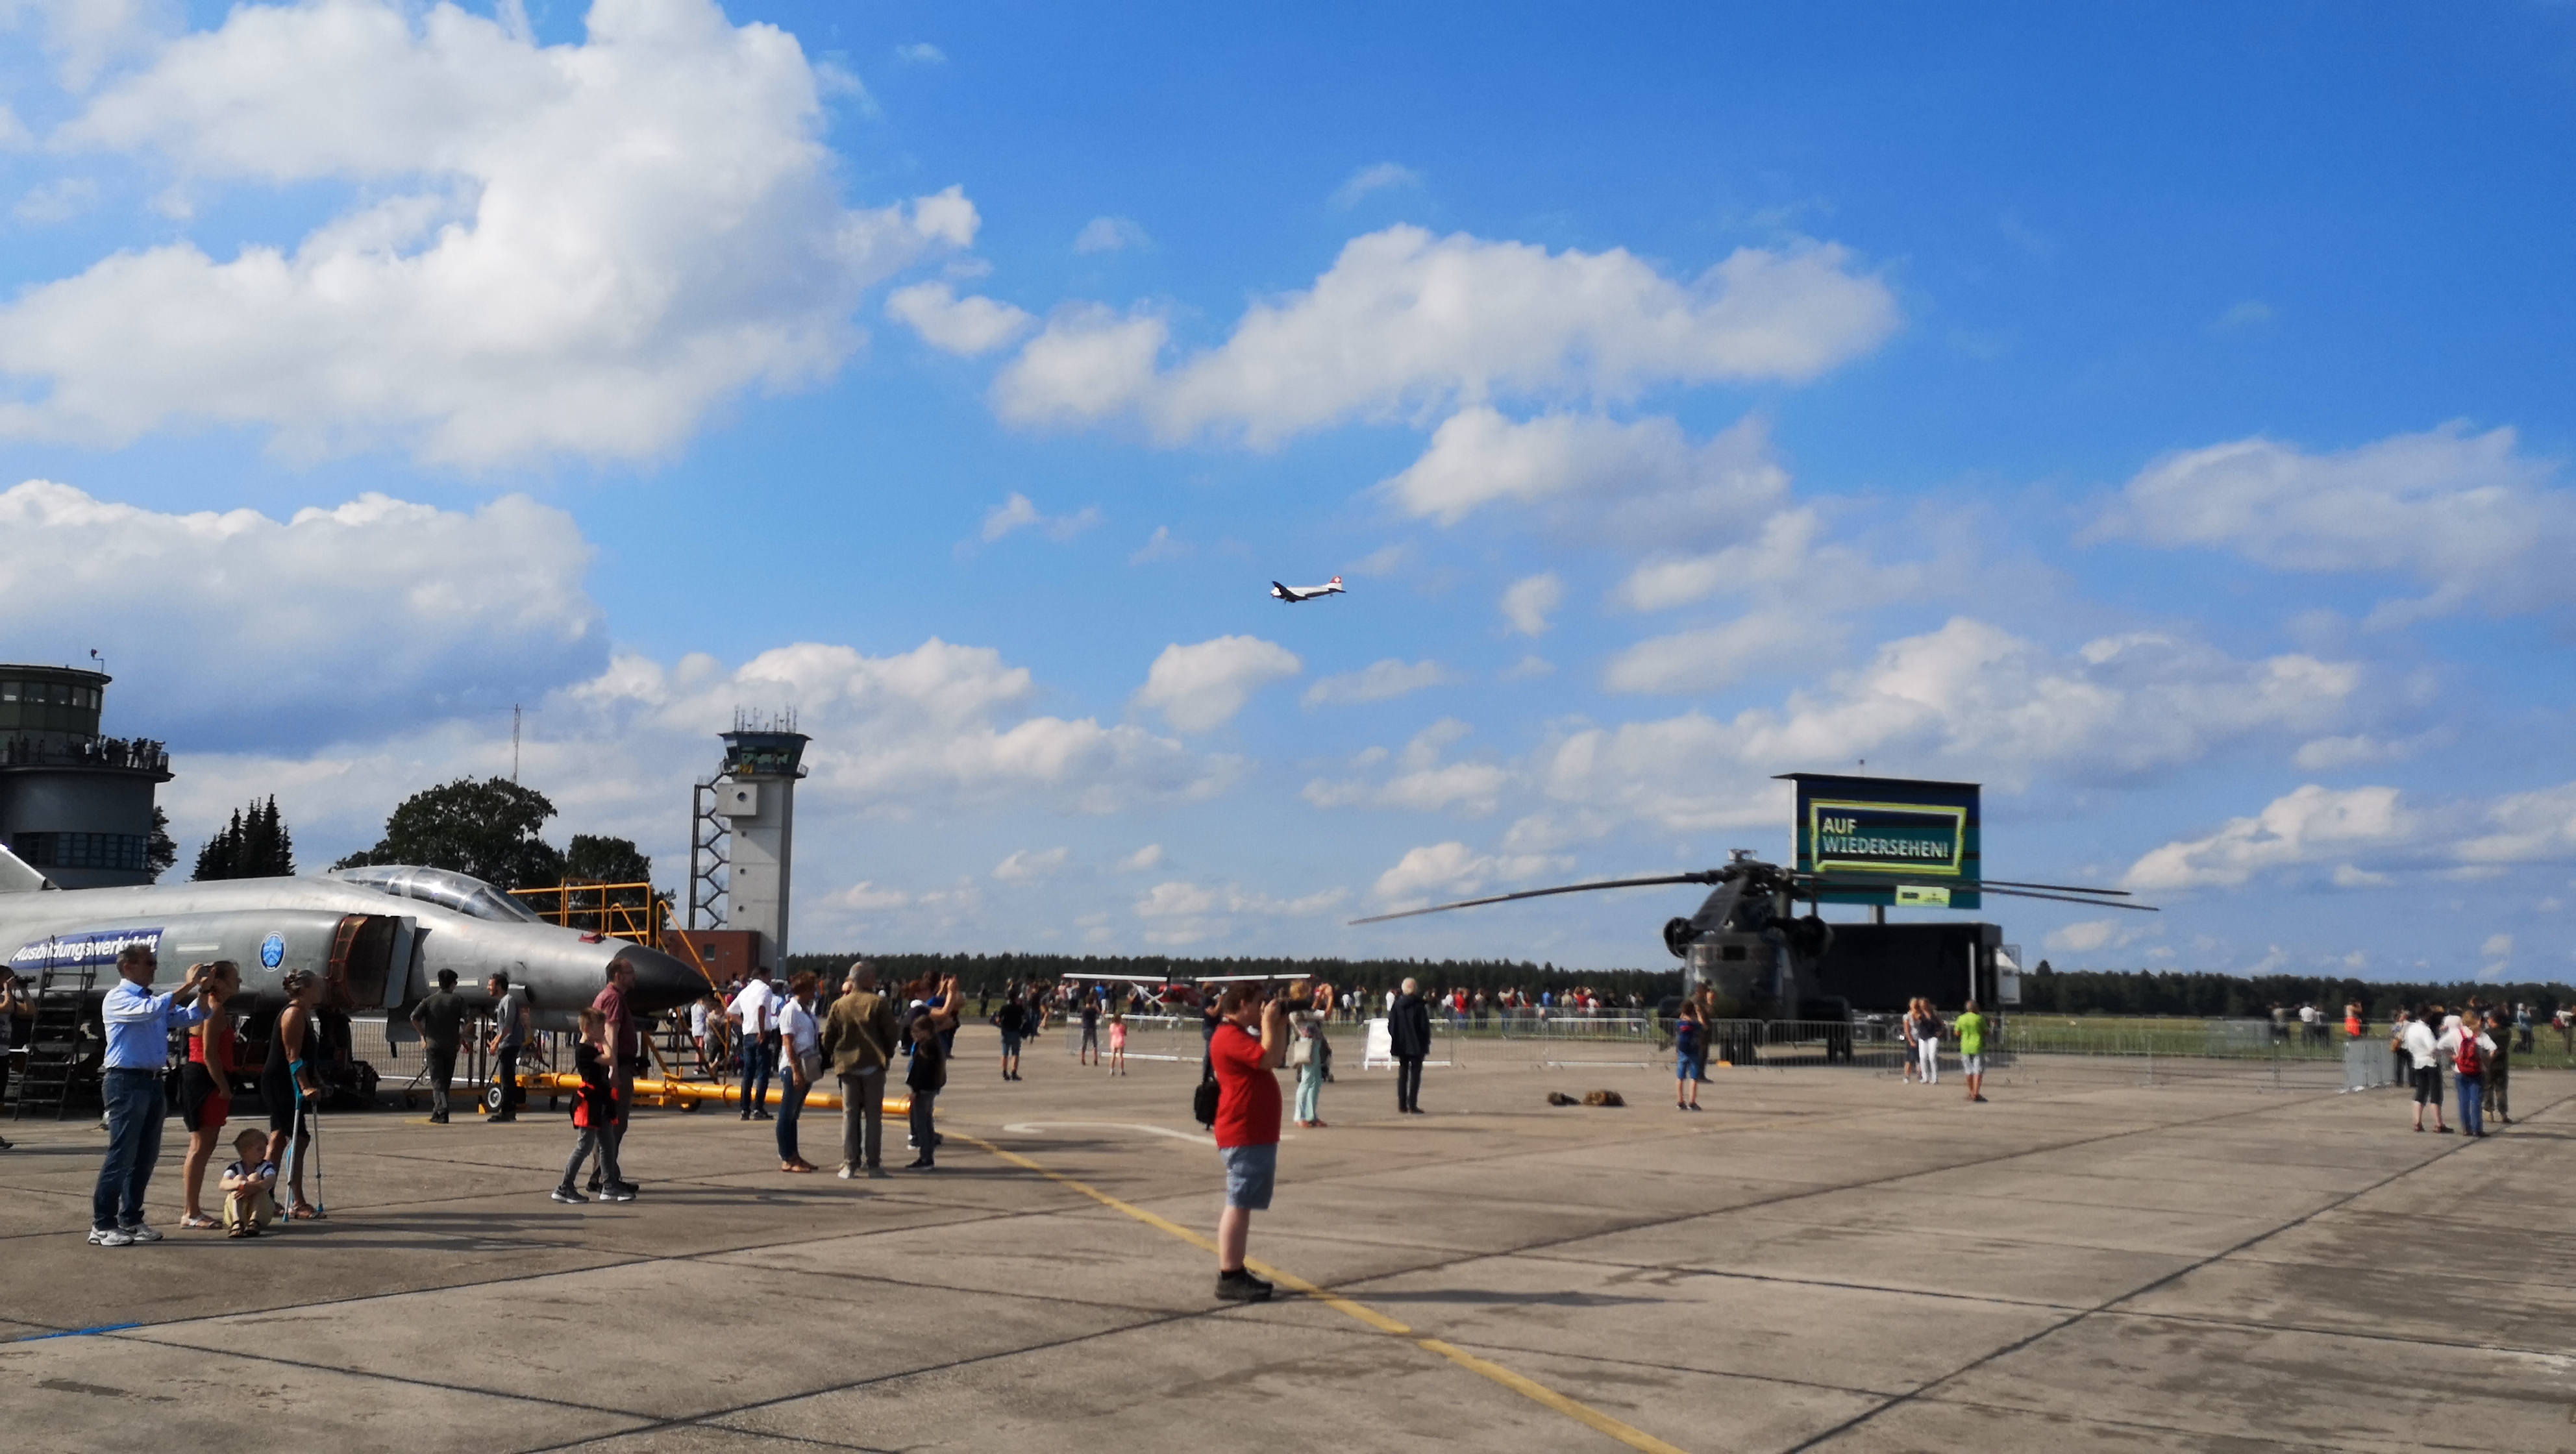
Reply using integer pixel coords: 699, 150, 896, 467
615, 944, 712, 1015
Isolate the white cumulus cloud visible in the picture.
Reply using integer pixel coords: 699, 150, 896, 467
976, 492, 1100, 545
2454, 782, 2576, 866
2124, 785, 2413, 891
1133, 635, 1302, 732
1542, 619, 2359, 833
0, 0, 975, 464
993, 846, 1070, 883
991, 225, 1896, 445
0, 479, 601, 750
1073, 215, 1149, 254
1304, 659, 1458, 708
989, 303, 1167, 428
1602, 610, 1840, 695
1305, 720, 1507, 817
1613, 506, 1891, 612
887, 282, 1035, 356
1133, 878, 1346, 946
2097, 423, 2576, 624
1370, 841, 1563, 904
1331, 161, 1419, 208
1384, 409, 1788, 535
1500, 573, 1563, 636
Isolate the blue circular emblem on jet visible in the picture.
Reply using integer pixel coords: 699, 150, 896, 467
260, 933, 286, 968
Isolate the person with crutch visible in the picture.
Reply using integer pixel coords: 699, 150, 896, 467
262, 970, 328, 1220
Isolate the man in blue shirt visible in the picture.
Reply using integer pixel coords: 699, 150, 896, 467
93, 944, 211, 1246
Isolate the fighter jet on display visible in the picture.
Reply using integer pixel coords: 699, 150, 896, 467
0, 846, 708, 1029
1270, 576, 1345, 603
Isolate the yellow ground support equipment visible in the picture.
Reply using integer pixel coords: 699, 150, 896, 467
521, 1069, 909, 1116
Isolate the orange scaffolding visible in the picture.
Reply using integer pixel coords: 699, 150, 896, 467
508, 879, 673, 948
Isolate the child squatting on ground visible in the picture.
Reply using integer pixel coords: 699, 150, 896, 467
218, 1127, 279, 1237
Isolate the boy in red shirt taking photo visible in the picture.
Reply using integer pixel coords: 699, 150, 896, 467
1208, 983, 1289, 1302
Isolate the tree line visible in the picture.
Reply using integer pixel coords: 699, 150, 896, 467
2018, 964, 2576, 1019
781, 951, 1687, 1000
769, 952, 2576, 1020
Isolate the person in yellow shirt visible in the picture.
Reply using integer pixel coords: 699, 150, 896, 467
1954, 1000, 1990, 1104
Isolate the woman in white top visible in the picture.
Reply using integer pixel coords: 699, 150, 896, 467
2396, 1009, 2447, 1133
774, 971, 823, 1173
2435, 1013, 2494, 1139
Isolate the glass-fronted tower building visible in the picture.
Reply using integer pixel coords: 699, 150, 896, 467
710, 724, 808, 976
0, 665, 171, 887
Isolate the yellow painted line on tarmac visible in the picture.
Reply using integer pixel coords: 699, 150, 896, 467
951, 1129, 1687, 1454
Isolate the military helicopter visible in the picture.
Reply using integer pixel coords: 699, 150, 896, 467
1353, 850, 2149, 1055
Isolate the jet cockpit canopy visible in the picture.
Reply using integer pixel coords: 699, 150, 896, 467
328, 865, 543, 925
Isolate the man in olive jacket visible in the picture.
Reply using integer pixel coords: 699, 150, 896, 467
819, 963, 900, 1178
1389, 977, 1433, 1115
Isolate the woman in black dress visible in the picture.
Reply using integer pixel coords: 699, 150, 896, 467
262, 970, 326, 1220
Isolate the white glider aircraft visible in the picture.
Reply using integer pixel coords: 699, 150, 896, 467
1269, 576, 1345, 603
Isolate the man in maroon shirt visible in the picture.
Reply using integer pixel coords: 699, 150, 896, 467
1208, 983, 1289, 1302
588, 962, 641, 1197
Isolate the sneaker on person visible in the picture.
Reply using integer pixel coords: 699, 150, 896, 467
88, 1226, 136, 1247
836, 1164, 854, 1180
1215, 1268, 1273, 1302
600, 1185, 636, 1203
904, 1157, 934, 1170
867, 1164, 889, 1179
551, 1186, 588, 1204
121, 1222, 164, 1243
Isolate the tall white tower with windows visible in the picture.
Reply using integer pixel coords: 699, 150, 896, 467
707, 712, 808, 975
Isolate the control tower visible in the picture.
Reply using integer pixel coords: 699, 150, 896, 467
706, 712, 808, 976
0, 665, 172, 888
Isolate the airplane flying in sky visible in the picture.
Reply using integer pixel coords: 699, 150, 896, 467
1270, 576, 1345, 603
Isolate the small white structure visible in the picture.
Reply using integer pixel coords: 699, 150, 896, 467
1362, 1017, 1394, 1069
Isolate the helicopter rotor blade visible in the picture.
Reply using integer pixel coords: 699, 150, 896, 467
1970, 877, 2133, 897
1347, 872, 1718, 926
1968, 885, 2159, 911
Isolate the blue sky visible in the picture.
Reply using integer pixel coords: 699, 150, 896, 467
1, 1, 2571, 976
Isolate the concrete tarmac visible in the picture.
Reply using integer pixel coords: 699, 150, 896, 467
3, 1035, 2570, 1453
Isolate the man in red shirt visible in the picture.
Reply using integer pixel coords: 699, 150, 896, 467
588, 962, 642, 1198
1209, 983, 1288, 1302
